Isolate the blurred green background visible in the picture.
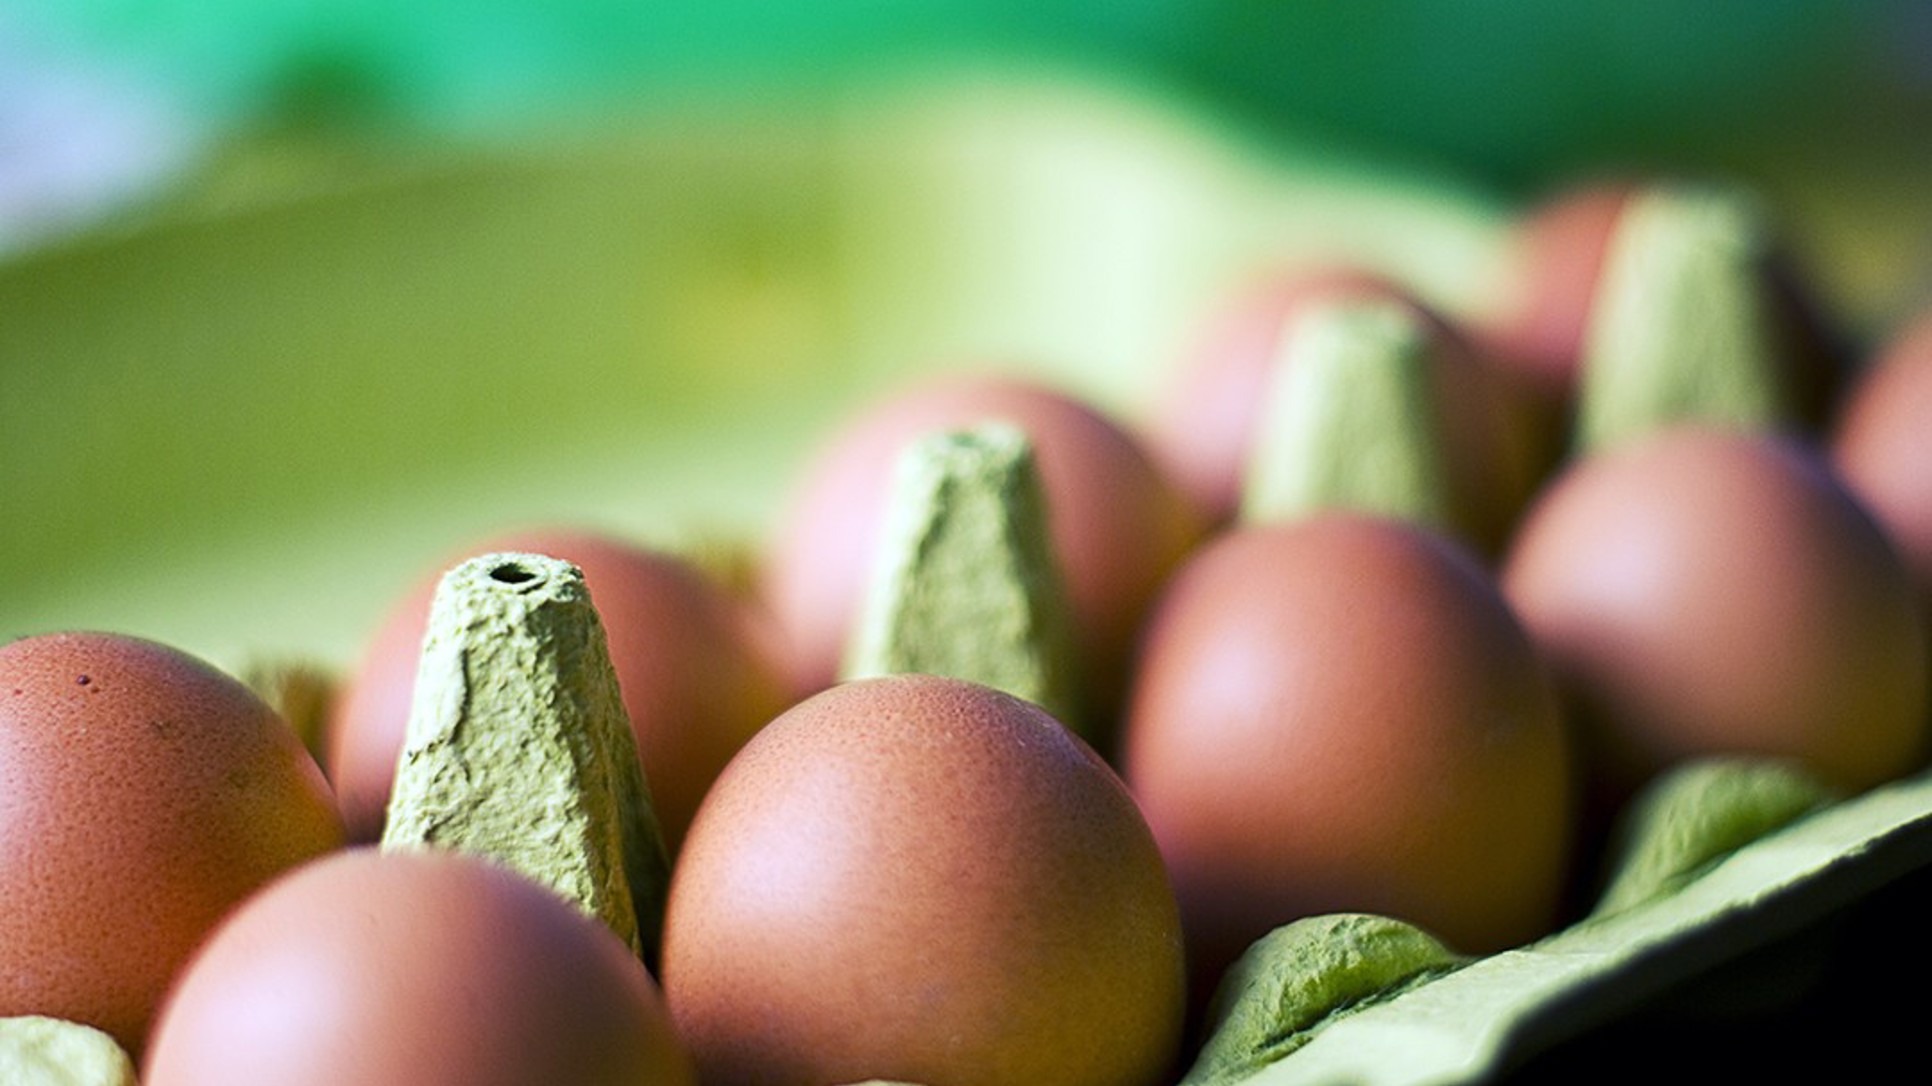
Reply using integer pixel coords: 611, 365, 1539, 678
15, 0, 1932, 184
6, 1, 1932, 669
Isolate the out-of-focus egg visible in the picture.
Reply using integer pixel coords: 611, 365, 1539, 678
327, 530, 791, 851
661, 674, 1185, 1086
1122, 514, 1574, 996
143, 848, 695, 1086
0, 632, 345, 1055
759, 374, 1205, 724
1140, 271, 1546, 554
1477, 182, 1845, 430
1835, 307, 1932, 616
1477, 182, 1634, 402
1141, 268, 1402, 525
1504, 426, 1929, 808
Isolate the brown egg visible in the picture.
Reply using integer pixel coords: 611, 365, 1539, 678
1141, 271, 1545, 554
1142, 268, 1404, 525
759, 374, 1206, 723
661, 674, 1185, 1086
0, 632, 345, 1055
1478, 181, 1845, 431
327, 530, 792, 851
1478, 182, 1634, 402
1834, 307, 1932, 616
1122, 514, 1574, 997
1504, 426, 1929, 809
144, 848, 695, 1086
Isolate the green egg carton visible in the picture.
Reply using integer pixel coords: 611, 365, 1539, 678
5, 69, 1930, 1082
1191, 758, 1932, 1083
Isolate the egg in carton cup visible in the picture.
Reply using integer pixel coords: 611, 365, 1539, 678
7, 81, 1932, 1085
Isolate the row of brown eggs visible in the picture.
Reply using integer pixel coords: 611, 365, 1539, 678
4, 176, 1931, 1085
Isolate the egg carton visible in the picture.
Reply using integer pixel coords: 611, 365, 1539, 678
1191, 758, 1932, 1083
6, 71, 1931, 1084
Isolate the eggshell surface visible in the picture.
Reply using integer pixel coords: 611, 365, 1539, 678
1144, 273, 1543, 553
1835, 308, 1932, 615
1484, 182, 1843, 433
328, 530, 791, 851
661, 673, 1185, 1086
759, 375, 1206, 720
1480, 183, 1632, 399
1505, 427, 1929, 805
1143, 268, 1404, 525
143, 849, 696, 1086
0, 632, 345, 1055
1123, 514, 1574, 992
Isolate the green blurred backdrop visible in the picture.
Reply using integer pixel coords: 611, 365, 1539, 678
15, 0, 1932, 183
6, 1, 1932, 668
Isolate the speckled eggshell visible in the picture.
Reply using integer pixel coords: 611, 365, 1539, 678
143, 848, 695, 1086
661, 674, 1185, 1086
1121, 514, 1574, 997
1504, 426, 1930, 808
1835, 307, 1932, 616
327, 530, 792, 851
759, 375, 1206, 720
0, 632, 345, 1055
